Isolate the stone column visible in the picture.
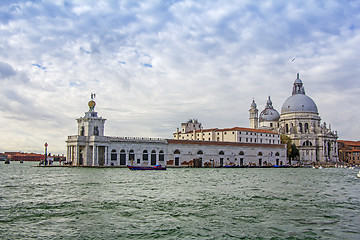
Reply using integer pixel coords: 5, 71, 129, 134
92, 145, 96, 166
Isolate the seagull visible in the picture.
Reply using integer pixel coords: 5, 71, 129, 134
292, 58, 296, 62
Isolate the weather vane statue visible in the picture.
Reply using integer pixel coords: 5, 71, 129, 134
88, 93, 96, 112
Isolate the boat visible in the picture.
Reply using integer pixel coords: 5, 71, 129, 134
357, 171, 360, 178
127, 165, 167, 170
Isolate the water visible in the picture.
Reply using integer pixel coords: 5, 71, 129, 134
1, 162, 359, 239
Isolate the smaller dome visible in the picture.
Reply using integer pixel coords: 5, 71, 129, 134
259, 108, 280, 122
259, 96, 280, 122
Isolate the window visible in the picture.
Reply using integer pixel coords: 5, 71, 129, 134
80, 126, 84, 136
159, 150, 164, 161
129, 150, 135, 162
120, 150, 126, 165
111, 149, 117, 161
219, 151, 224, 155
94, 126, 99, 136
143, 150, 148, 161
174, 149, 180, 154
197, 150, 203, 155
151, 150, 156, 165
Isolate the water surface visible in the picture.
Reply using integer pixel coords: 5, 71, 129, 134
1, 162, 359, 239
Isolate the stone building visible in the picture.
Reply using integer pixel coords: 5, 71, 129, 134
66, 96, 287, 167
338, 140, 360, 165
250, 73, 339, 164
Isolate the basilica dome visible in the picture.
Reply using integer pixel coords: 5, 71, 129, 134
281, 94, 318, 114
281, 74, 318, 115
259, 96, 280, 122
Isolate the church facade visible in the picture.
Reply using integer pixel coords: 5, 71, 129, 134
249, 73, 339, 164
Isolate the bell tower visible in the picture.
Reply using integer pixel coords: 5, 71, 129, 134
77, 93, 106, 137
249, 99, 258, 129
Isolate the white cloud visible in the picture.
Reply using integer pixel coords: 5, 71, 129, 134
0, 0, 359, 153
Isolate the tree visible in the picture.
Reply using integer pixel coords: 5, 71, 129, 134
280, 135, 299, 161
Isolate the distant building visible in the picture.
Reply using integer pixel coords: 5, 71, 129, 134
66, 95, 287, 167
10, 153, 44, 161
338, 140, 360, 165
0, 153, 7, 161
250, 73, 339, 165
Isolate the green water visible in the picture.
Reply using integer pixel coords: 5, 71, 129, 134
0, 162, 359, 239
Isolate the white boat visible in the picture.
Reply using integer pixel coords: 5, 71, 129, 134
357, 171, 360, 178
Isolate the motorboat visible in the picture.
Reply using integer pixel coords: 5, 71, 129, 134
127, 165, 167, 170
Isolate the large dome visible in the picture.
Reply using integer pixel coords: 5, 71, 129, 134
281, 94, 318, 114
281, 73, 318, 114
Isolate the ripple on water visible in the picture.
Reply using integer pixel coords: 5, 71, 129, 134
0, 165, 360, 239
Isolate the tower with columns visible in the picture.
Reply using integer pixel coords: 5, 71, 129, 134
66, 94, 108, 166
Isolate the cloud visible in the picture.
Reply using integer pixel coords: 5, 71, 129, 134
0, 62, 16, 79
0, 0, 360, 153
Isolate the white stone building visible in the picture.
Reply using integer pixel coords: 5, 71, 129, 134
250, 73, 339, 164
66, 97, 287, 167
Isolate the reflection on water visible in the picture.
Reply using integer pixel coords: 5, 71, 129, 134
0, 162, 359, 239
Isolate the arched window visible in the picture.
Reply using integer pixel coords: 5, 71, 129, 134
120, 149, 126, 165
239, 151, 244, 155
143, 150, 148, 161
219, 151, 224, 155
285, 124, 289, 133
305, 123, 309, 133
258, 152, 263, 156
275, 152, 280, 156
159, 150, 164, 162
174, 149, 180, 154
151, 150, 156, 165
129, 149, 135, 162
299, 123, 303, 133
197, 150, 203, 155
80, 126, 84, 136
111, 149, 117, 161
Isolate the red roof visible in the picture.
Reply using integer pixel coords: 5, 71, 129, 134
167, 139, 285, 148
176, 127, 278, 135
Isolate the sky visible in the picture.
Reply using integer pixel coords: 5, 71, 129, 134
0, 0, 360, 154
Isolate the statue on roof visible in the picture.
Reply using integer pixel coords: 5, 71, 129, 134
88, 93, 96, 112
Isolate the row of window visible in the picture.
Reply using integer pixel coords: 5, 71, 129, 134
111, 149, 280, 157
185, 132, 277, 137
